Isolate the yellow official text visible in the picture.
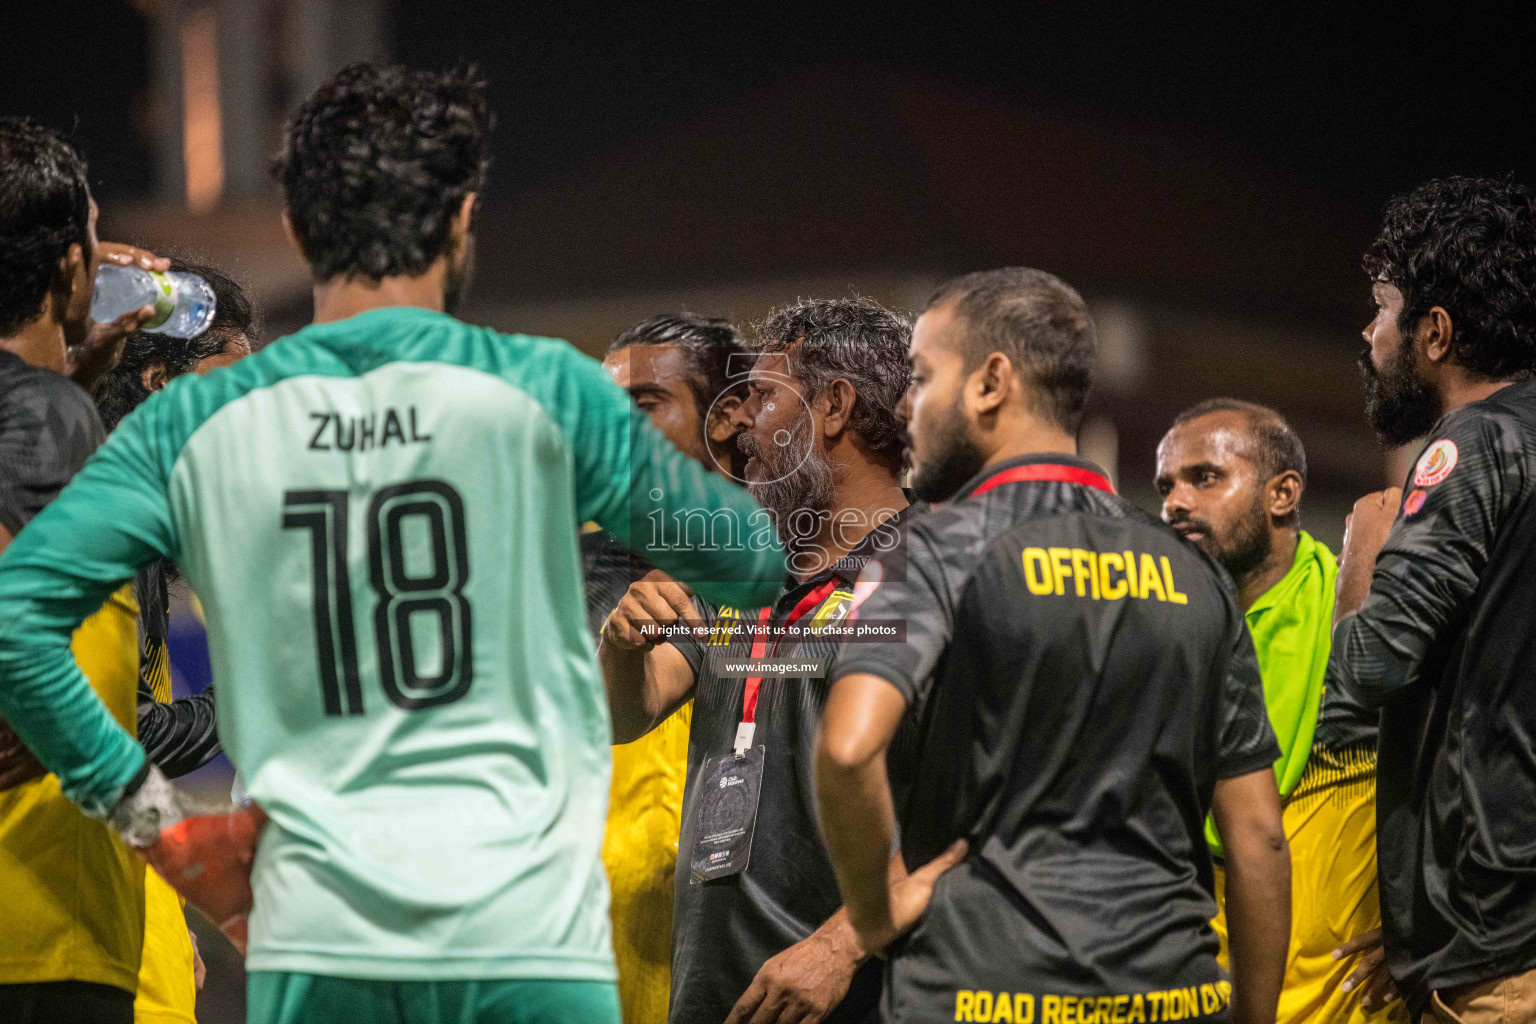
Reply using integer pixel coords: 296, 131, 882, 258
1022, 548, 1188, 605
953, 981, 1231, 1023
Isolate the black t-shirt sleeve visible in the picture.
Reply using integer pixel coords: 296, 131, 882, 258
1216, 621, 1281, 779
0, 370, 105, 535
1331, 412, 1516, 709
666, 595, 717, 677
832, 526, 956, 705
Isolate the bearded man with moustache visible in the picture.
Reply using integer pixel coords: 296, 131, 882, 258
814, 268, 1288, 1024
1156, 400, 1405, 1024
1329, 177, 1536, 1023
600, 297, 918, 1024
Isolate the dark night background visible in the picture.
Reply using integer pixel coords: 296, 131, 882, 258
10, 6, 1536, 318
9, 9, 1533, 205
4, 6, 1535, 1020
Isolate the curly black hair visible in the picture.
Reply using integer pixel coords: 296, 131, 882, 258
1364, 176, 1536, 380
95, 256, 262, 431
0, 118, 92, 337
272, 62, 492, 282
755, 297, 912, 473
925, 267, 1098, 434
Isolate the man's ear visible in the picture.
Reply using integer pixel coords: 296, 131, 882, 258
449, 192, 478, 248
57, 241, 92, 326
280, 208, 309, 263
1267, 470, 1303, 523
707, 395, 742, 444
140, 360, 170, 395
821, 378, 857, 441
968, 352, 1013, 416
1419, 306, 1455, 365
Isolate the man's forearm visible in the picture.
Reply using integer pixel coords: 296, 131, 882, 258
807, 906, 870, 968
137, 687, 221, 779
815, 743, 899, 945
1333, 558, 1375, 625
0, 633, 145, 816
1225, 837, 1291, 1024
599, 639, 693, 743
810, 853, 907, 961
599, 638, 656, 742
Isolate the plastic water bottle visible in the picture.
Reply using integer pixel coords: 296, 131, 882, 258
91, 265, 217, 339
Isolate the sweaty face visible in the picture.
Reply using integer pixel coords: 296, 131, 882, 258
1360, 280, 1439, 446
905, 305, 987, 503
735, 351, 835, 532
1155, 413, 1271, 579
604, 345, 710, 465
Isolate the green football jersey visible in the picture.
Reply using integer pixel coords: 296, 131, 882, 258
0, 306, 785, 980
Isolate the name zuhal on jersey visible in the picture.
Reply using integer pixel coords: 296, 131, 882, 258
307, 407, 433, 452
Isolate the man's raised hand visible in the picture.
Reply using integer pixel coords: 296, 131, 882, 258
602, 570, 697, 651
67, 242, 173, 393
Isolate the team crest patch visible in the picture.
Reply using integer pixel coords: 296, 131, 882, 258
1403, 489, 1427, 516
809, 589, 855, 633
1413, 439, 1459, 487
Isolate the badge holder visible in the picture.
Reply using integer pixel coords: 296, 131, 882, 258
687, 588, 832, 884
691, 612, 774, 883
690, 737, 766, 883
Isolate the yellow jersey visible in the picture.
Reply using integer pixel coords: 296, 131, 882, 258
136, 869, 197, 1023
128, 581, 199, 1024
1213, 751, 1409, 1024
0, 588, 145, 993
603, 702, 692, 1024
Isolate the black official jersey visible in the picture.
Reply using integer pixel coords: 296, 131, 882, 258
0, 349, 104, 536
834, 455, 1278, 1024
664, 506, 920, 1024
1331, 380, 1536, 1011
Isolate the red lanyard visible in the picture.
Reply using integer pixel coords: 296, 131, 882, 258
734, 579, 839, 754
967, 462, 1114, 498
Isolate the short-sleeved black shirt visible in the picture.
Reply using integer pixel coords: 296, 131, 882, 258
665, 505, 921, 1024
0, 349, 104, 536
833, 455, 1277, 1024
1331, 381, 1536, 1012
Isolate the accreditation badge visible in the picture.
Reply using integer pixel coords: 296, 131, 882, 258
689, 745, 766, 883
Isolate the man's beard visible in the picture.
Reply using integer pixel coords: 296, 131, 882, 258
910, 397, 987, 503
740, 412, 836, 546
1172, 490, 1272, 582
1360, 333, 1439, 446
444, 234, 476, 317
